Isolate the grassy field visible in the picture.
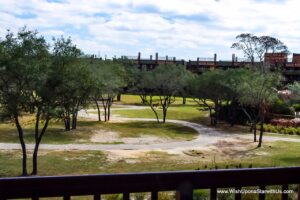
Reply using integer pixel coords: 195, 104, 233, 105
105, 121, 197, 140
112, 104, 209, 124
118, 94, 199, 106
0, 118, 198, 144
1, 141, 299, 199
0, 141, 299, 178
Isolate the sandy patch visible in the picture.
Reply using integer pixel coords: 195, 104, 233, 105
90, 130, 175, 144
122, 136, 174, 144
179, 138, 258, 163
105, 150, 149, 163
90, 130, 121, 143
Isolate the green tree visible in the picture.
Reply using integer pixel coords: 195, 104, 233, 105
287, 82, 300, 100
231, 33, 288, 73
133, 64, 192, 123
190, 70, 231, 126
237, 70, 282, 147
231, 33, 288, 62
90, 61, 126, 121
231, 33, 260, 62
90, 62, 104, 122
0, 28, 53, 175
51, 37, 90, 130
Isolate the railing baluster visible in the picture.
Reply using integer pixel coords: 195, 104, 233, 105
298, 184, 300, 200
259, 186, 265, 200
94, 194, 101, 200
177, 188, 193, 199
210, 188, 217, 200
151, 191, 158, 200
123, 192, 129, 200
176, 191, 180, 200
63, 195, 71, 200
282, 184, 288, 200
235, 186, 241, 200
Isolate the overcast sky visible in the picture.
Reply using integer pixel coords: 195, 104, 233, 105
0, 0, 299, 60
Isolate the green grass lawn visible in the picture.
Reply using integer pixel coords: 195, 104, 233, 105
105, 121, 197, 140
0, 119, 198, 144
112, 104, 209, 124
118, 94, 199, 106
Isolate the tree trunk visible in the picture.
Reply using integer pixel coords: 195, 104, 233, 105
117, 94, 121, 101
104, 107, 107, 121
257, 110, 265, 147
72, 111, 77, 130
162, 97, 169, 123
149, 96, 160, 123
102, 99, 108, 122
140, 94, 147, 105
162, 108, 167, 123
15, 115, 28, 176
64, 113, 71, 131
32, 118, 49, 175
65, 116, 71, 131
214, 101, 220, 126
95, 100, 101, 121
242, 107, 257, 141
182, 97, 186, 105
108, 98, 112, 121
253, 121, 257, 142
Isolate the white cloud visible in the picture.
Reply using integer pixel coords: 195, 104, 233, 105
0, 0, 300, 59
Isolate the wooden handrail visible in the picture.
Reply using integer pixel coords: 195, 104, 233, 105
0, 167, 299, 199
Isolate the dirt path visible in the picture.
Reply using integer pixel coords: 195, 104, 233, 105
1, 109, 299, 152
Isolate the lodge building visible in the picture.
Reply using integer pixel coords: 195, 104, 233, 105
121, 52, 300, 82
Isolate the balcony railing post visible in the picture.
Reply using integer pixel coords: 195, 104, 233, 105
176, 182, 193, 200
151, 191, 158, 200
210, 188, 217, 200
235, 186, 241, 200
123, 192, 129, 200
282, 184, 288, 200
259, 186, 266, 200
298, 184, 300, 200
94, 194, 101, 200
63, 195, 70, 200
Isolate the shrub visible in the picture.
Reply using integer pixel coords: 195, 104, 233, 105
296, 129, 300, 135
292, 103, 300, 112
270, 100, 295, 116
285, 127, 297, 135
218, 104, 250, 125
262, 123, 300, 135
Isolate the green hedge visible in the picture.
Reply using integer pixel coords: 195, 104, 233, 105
269, 100, 295, 116
262, 124, 300, 135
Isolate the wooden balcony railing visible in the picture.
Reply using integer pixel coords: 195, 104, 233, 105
0, 167, 299, 200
